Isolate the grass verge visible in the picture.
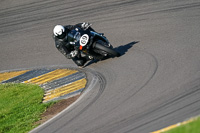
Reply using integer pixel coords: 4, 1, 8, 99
165, 117, 200, 133
0, 83, 55, 133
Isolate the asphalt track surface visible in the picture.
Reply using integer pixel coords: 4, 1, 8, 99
0, 0, 200, 133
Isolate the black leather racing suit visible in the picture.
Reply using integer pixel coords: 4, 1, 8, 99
53, 23, 94, 66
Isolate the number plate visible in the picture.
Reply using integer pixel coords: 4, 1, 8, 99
80, 34, 89, 46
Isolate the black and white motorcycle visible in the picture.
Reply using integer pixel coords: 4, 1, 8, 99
67, 26, 120, 61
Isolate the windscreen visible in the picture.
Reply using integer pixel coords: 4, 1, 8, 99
67, 30, 81, 44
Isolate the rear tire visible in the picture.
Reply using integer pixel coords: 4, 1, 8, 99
94, 41, 120, 57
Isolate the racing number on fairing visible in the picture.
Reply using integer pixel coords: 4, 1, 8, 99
80, 34, 89, 46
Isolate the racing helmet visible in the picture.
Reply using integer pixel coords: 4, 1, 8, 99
53, 25, 66, 39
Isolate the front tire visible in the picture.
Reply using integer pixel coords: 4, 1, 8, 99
94, 41, 120, 57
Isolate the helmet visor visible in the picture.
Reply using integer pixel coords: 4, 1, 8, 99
57, 32, 66, 39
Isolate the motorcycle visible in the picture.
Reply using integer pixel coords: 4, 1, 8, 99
67, 26, 120, 61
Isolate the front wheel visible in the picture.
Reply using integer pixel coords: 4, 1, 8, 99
94, 41, 120, 57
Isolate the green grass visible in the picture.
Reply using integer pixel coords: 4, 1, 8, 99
165, 117, 200, 133
0, 83, 54, 133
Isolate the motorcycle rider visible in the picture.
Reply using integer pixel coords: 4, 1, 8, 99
53, 22, 94, 67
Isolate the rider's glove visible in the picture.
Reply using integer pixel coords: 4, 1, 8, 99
70, 50, 78, 58
81, 22, 91, 30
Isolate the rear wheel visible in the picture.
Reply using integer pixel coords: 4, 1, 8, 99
94, 40, 120, 57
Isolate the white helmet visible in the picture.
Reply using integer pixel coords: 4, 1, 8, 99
53, 25, 66, 39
